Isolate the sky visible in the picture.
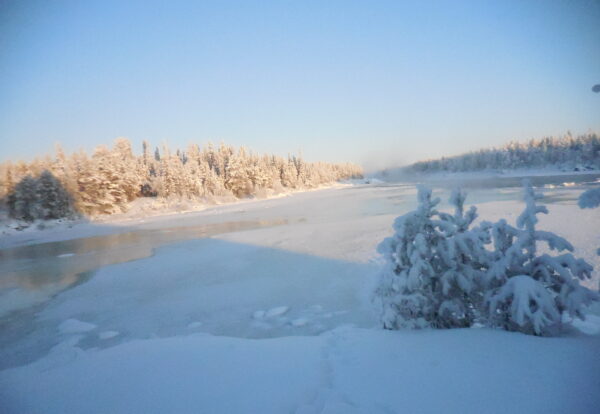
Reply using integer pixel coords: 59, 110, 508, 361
1, 0, 599, 170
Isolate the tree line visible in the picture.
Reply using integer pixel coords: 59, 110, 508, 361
0, 139, 363, 219
407, 132, 600, 173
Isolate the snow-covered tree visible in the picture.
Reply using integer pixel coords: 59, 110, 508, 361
485, 180, 597, 335
376, 186, 444, 329
0, 139, 363, 217
225, 152, 252, 197
577, 188, 600, 255
7, 171, 75, 221
376, 187, 490, 329
376, 181, 597, 336
578, 188, 600, 209
406, 132, 600, 174
376, 186, 491, 330
7, 175, 37, 221
33, 170, 74, 219
436, 189, 491, 327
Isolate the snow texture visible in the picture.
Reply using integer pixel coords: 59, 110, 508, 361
58, 319, 97, 334
1, 328, 598, 414
98, 331, 119, 340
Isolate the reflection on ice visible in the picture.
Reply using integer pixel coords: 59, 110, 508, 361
1, 239, 378, 369
0, 219, 289, 315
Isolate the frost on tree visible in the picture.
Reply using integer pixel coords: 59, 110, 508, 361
407, 132, 600, 174
0, 138, 363, 217
485, 180, 597, 335
376, 186, 488, 329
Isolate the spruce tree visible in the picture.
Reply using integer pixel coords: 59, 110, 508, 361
485, 180, 597, 335
33, 170, 73, 219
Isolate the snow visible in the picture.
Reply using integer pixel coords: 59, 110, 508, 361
58, 319, 97, 334
186, 322, 203, 329
265, 306, 290, 318
1, 178, 599, 413
98, 330, 119, 340
1, 328, 598, 414
570, 314, 600, 335
291, 318, 309, 327
57, 253, 75, 258
252, 310, 267, 319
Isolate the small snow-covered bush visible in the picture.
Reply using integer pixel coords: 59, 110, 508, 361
376, 181, 598, 336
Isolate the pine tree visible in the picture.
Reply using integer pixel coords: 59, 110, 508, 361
436, 189, 491, 327
33, 170, 74, 219
376, 187, 491, 330
225, 153, 252, 197
8, 175, 37, 221
376, 186, 448, 329
485, 180, 597, 335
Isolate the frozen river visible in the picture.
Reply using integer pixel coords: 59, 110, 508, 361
1, 173, 599, 369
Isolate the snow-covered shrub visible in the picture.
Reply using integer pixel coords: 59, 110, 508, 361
484, 180, 597, 335
376, 186, 488, 329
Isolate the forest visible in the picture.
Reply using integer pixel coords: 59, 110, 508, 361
406, 132, 600, 174
0, 139, 363, 219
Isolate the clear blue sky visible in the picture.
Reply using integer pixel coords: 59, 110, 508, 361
1, 0, 599, 170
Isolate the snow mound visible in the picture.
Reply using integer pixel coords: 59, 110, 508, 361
571, 314, 600, 335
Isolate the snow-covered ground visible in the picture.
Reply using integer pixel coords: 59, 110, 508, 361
1, 176, 599, 413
